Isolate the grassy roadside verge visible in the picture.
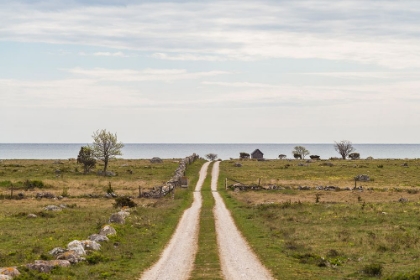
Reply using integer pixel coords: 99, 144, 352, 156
190, 161, 223, 280
1, 158, 205, 280
218, 161, 420, 279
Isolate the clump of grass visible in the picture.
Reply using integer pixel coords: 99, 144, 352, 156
113, 196, 137, 208
361, 263, 383, 277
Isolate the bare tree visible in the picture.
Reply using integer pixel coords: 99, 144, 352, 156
334, 140, 355, 159
292, 146, 310, 159
206, 153, 218, 161
91, 129, 124, 174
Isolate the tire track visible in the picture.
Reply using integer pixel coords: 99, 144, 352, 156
139, 161, 210, 280
211, 161, 274, 280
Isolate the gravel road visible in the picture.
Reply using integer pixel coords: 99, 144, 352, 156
139, 161, 210, 280
211, 161, 274, 280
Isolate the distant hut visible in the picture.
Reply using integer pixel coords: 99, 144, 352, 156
251, 149, 264, 160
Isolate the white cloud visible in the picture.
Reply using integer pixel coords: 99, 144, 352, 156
2, 1, 420, 68
152, 53, 226, 61
65, 67, 230, 82
93, 51, 128, 57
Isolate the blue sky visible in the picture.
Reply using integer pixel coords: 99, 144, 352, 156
1, 0, 419, 143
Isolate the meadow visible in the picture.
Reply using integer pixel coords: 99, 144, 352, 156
0, 158, 205, 279
219, 158, 420, 279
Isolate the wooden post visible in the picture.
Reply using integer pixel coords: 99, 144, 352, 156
10, 185, 14, 199
225, 178, 228, 190
258, 178, 261, 186
138, 186, 142, 198
354, 178, 357, 189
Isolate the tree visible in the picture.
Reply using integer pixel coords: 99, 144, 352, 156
239, 152, 250, 159
206, 153, 218, 161
278, 154, 287, 159
77, 146, 96, 174
349, 152, 360, 160
91, 129, 124, 174
334, 140, 355, 160
292, 146, 310, 159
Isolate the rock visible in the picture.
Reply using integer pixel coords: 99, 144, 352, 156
26, 260, 70, 273
36, 192, 56, 199
234, 162, 242, 167
99, 225, 117, 236
117, 210, 130, 218
109, 213, 125, 224
402, 162, 408, 167
27, 213, 37, 218
0, 267, 20, 277
56, 251, 84, 264
89, 234, 109, 243
150, 157, 163, 163
59, 204, 67, 208
81, 240, 101, 251
44, 205, 62, 211
354, 174, 370, 182
0, 275, 12, 280
67, 240, 86, 255
399, 197, 409, 203
49, 247, 67, 256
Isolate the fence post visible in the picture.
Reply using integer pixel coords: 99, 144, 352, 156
225, 178, 228, 190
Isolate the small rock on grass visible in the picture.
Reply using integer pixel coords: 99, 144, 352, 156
89, 234, 109, 242
109, 213, 125, 224
49, 247, 67, 256
56, 251, 85, 264
0, 275, 12, 280
99, 225, 116, 236
26, 260, 71, 273
81, 240, 101, 251
67, 240, 86, 256
0, 267, 20, 277
44, 205, 62, 211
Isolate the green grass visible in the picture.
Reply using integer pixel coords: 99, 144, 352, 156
0, 158, 206, 280
222, 158, 420, 189
190, 162, 223, 280
219, 160, 420, 279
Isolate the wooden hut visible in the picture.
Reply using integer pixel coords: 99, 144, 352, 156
251, 149, 264, 160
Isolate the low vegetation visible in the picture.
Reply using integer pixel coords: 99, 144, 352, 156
0, 158, 205, 279
219, 158, 420, 279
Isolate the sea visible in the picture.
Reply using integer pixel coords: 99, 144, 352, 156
0, 143, 419, 160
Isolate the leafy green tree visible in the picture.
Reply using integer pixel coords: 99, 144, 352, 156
206, 153, 218, 161
77, 146, 96, 174
91, 129, 124, 174
292, 146, 310, 159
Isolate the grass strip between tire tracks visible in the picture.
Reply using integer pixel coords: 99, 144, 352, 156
190, 161, 223, 280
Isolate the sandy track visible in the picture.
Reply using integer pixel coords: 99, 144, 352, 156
139, 162, 210, 280
211, 161, 274, 280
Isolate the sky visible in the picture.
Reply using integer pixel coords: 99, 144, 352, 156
1, 0, 420, 143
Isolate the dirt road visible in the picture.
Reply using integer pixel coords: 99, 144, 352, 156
211, 161, 274, 280
139, 161, 210, 280
140, 160, 273, 279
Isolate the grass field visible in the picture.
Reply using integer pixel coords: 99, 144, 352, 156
0, 158, 205, 279
219, 159, 420, 279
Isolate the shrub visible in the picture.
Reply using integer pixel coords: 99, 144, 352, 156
86, 252, 107, 264
24, 180, 44, 189
113, 196, 137, 208
362, 263, 383, 277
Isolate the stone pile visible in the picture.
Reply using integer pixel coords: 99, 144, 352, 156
140, 154, 199, 198
0, 207, 129, 278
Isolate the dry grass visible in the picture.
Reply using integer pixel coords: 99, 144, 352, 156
219, 159, 420, 279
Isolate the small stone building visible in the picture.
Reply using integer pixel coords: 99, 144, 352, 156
251, 149, 264, 159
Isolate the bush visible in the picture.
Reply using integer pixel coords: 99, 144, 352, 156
24, 180, 44, 189
113, 196, 137, 208
86, 252, 107, 264
362, 263, 383, 277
